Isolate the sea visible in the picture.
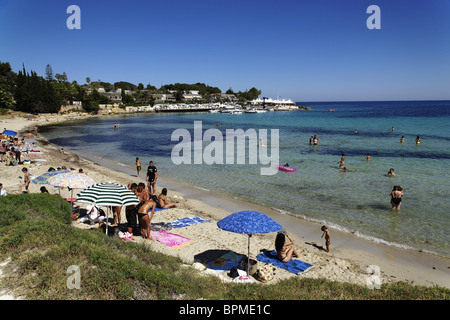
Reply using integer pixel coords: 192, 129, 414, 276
40, 100, 450, 258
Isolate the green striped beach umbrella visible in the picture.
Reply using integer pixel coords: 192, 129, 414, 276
76, 182, 139, 235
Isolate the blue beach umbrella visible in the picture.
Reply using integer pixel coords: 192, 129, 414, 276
217, 210, 282, 276
2, 130, 17, 136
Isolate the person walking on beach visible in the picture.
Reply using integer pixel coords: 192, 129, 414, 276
390, 185, 404, 210
136, 157, 142, 178
146, 161, 158, 195
275, 231, 300, 262
321, 226, 331, 253
19, 167, 30, 193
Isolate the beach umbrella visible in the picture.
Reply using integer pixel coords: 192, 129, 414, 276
76, 182, 140, 235
47, 172, 96, 211
217, 210, 282, 276
2, 130, 17, 136
32, 169, 69, 185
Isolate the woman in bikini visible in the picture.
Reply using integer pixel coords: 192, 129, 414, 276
390, 185, 404, 210
157, 188, 178, 209
275, 231, 300, 263
137, 199, 157, 240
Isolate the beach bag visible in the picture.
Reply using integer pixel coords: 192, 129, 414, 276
257, 263, 275, 282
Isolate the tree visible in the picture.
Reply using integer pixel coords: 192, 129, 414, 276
0, 61, 16, 110
0, 88, 14, 110
15, 65, 62, 113
86, 77, 91, 87
45, 64, 53, 81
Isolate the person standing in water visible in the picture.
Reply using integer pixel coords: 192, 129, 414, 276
313, 135, 319, 145
390, 185, 404, 210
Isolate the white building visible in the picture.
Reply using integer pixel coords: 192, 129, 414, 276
250, 97, 296, 106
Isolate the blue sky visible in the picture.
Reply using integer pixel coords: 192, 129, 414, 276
1, 0, 449, 101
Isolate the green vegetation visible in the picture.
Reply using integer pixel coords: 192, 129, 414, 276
0, 194, 448, 300
0, 60, 263, 115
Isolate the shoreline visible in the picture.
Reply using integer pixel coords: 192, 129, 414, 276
1, 113, 449, 294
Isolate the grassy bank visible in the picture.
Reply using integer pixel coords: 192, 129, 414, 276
0, 194, 448, 300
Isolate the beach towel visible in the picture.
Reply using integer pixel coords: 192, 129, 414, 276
170, 216, 210, 228
154, 207, 170, 212
152, 230, 193, 250
207, 251, 244, 271
257, 250, 314, 274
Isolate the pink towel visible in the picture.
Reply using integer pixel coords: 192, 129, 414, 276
152, 230, 193, 250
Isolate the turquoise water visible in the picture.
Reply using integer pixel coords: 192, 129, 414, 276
41, 101, 450, 258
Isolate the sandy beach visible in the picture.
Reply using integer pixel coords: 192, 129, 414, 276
1, 113, 449, 300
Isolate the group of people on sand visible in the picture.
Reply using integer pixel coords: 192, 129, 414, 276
125, 182, 178, 241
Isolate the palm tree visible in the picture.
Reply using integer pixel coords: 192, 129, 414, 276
86, 77, 91, 87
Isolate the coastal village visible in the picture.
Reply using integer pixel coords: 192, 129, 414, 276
62, 87, 310, 115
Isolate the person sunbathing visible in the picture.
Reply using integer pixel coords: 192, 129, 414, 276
275, 231, 300, 263
157, 188, 179, 209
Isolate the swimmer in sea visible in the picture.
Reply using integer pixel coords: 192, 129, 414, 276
416, 136, 421, 144
390, 185, 403, 210
387, 168, 395, 177
400, 136, 405, 143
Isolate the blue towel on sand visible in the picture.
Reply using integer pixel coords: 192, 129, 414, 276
171, 216, 210, 228
257, 250, 314, 274
153, 207, 169, 212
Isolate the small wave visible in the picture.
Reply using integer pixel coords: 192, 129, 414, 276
271, 208, 426, 253
194, 186, 210, 192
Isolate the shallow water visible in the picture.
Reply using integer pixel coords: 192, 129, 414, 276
41, 101, 450, 258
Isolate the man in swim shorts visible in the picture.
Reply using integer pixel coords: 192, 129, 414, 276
146, 161, 158, 195
136, 157, 142, 178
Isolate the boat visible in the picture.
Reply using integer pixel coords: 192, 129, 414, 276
277, 165, 296, 172
328, 108, 335, 111
245, 108, 257, 113
222, 109, 242, 114
209, 109, 220, 113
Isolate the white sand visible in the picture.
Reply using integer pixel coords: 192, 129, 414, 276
0, 113, 449, 299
